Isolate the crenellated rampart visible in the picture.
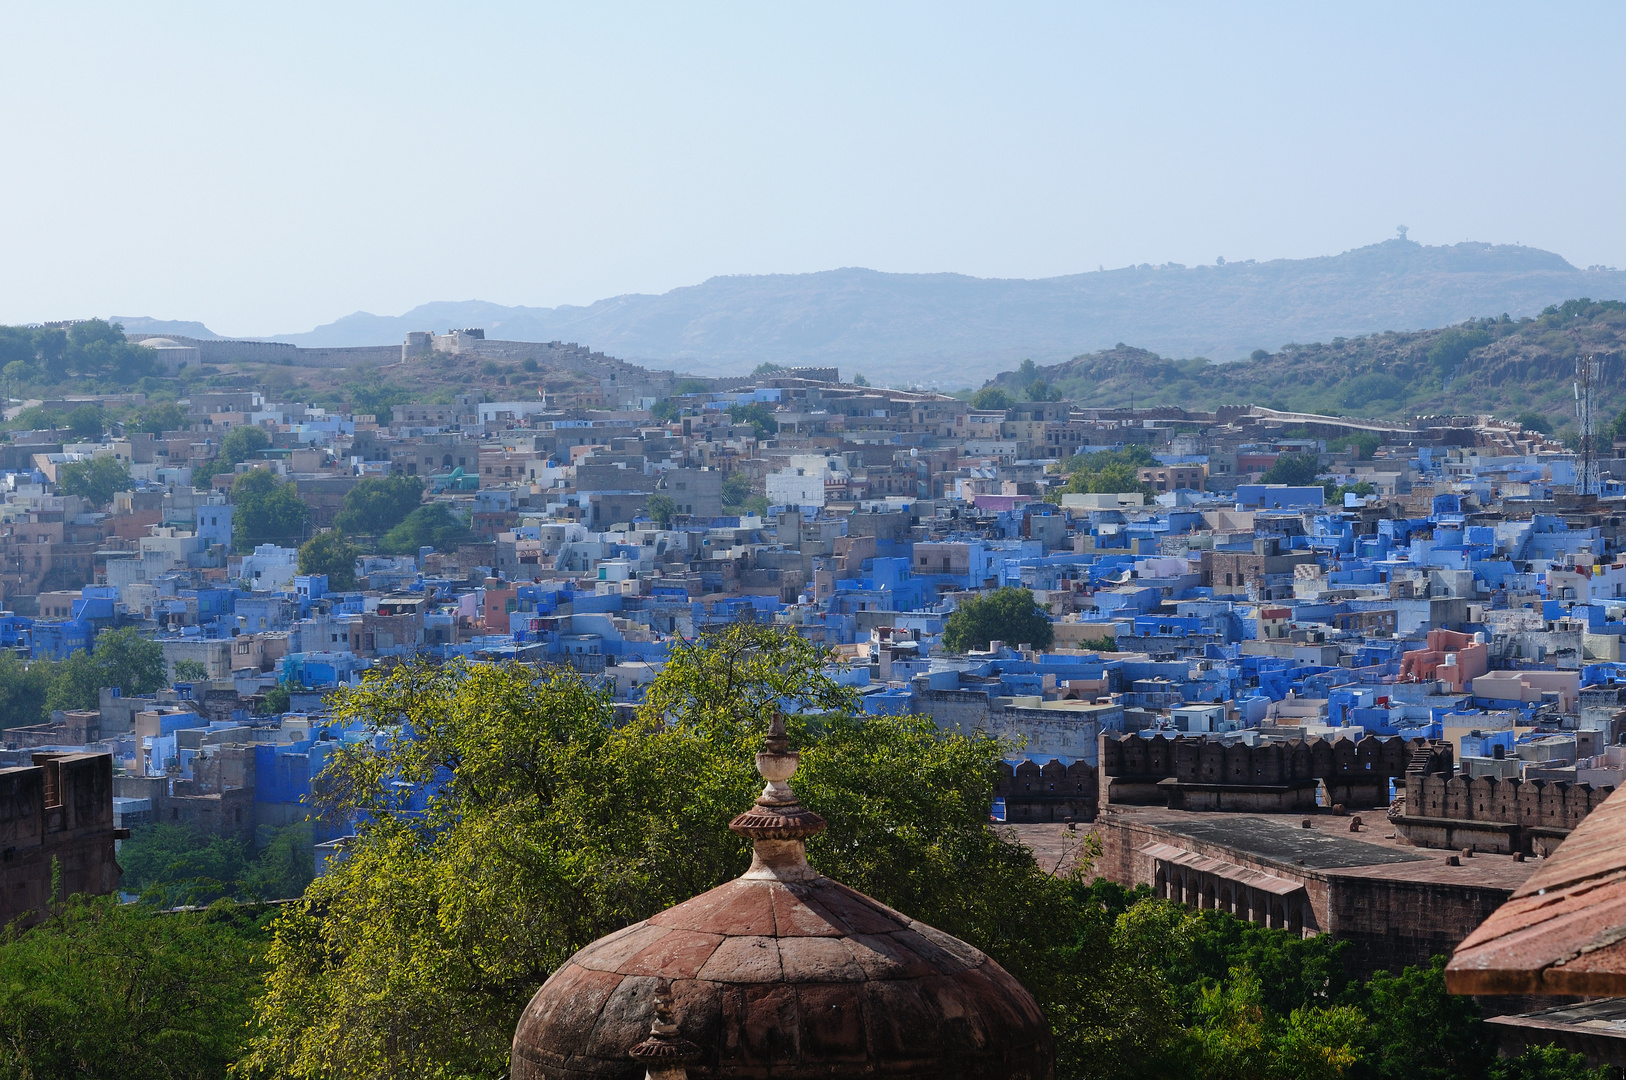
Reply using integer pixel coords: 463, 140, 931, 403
1393, 772, 1615, 855
997, 758, 1096, 823
1099, 733, 1437, 813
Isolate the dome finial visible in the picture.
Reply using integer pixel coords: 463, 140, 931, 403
628, 979, 700, 1079
728, 710, 825, 880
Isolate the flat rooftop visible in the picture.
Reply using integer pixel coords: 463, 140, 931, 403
1008, 807, 1541, 891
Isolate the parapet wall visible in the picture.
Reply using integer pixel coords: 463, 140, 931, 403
997, 758, 1096, 823
0, 752, 120, 925
1099, 733, 1437, 812
1394, 773, 1616, 855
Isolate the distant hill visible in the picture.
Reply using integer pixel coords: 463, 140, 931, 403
983, 298, 1626, 429
109, 316, 223, 339
259, 238, 1626, 386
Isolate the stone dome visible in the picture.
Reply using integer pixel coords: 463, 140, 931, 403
138, 337, 182, 348
511, 717, 1055, 1080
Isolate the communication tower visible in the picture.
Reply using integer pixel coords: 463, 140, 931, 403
1575, 353, 1600, 496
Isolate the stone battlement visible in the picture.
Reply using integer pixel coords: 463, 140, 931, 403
1100, 733, 1438, 812
997, 758, 1096, 823
1393, 772, 1616, 855
0, 752, 121, 925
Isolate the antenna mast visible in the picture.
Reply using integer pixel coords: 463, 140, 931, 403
1576, 353, 1599, 497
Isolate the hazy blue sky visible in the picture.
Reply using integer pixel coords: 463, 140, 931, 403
3, 2, 1623, 336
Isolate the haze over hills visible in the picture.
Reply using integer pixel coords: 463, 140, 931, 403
116, 238, 1626, 387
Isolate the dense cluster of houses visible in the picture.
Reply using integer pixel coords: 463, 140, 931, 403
7, 356, 1626, 877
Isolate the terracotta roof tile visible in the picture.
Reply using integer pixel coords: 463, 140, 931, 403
1448, 785, 1626, 995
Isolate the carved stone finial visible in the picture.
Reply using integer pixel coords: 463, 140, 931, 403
728, 710, 825, 880
629, 979, 700, 1080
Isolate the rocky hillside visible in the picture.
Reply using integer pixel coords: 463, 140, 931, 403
229, 238, 1626, 387
984, 299, 1626, 428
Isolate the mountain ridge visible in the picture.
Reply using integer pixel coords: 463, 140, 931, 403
112, 238, 1626, 386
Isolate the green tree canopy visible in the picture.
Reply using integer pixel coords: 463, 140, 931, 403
1028, 379, 1063, 402
970, 387, 1014, 410
242, 626, 1068, 1079
721, 470, 752, 507
133, 400, 189, 435
171, 658, 210, 683
646, 492, 676, 528
725, 401, 779, 437
942, 586, 1055, 653
650, 398, 680, 422
42, 627, 166, 713
332, 474, 423, 537
1261, 453, 1323, 487
65, 405, 105, 441
117, 822, 315, 906
218, 424, 271, 466
299, 530, 360, 591
378, 503, 472, 555
231, 470, 312, 553
0, 895, 270, 1079
0, 650, 55, 730
55, 456, 132, 507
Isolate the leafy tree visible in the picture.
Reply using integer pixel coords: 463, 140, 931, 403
726, 401, 779, 437
0, 326, 35, 367
1250, 349, 1271, 362
942, 586, 1055, 653
231, 469, 312, 553
33, 327, 68, 379
218, 424, 271, 466
346, 379, 411, 418
721, 470, 753, 507
646, 492, 677, 528
1261, 453, 1322, 486
1351, 957, 1492, 1080
2, 359, 35, 392
674, 378, 709, 395
171, 658, 210, 683
1078, 634, 1120, 652
44, 649, 104, 712
1028, 379, 1063, 402
0, 650, 55, 730
299, 530, 359, 590
55, 456, 132, 508
41, 628, 164, 713
650, 398, 680, 422
65, 405, 105, 441
1051, 447, 1158, 500
118, 822, 314, 905
134, 400, 189, 435
378, 504, 472, 555
333, 474, 423, 537
852, 373, 870, 386
1486, 1045, 1612, 1080
243, 628, 1069, 1080
1425, 327, 1490, 382
1517, 411, 1556, 435
0, 894, 269, 1080
10, 406, 60, 431
95, 625, 168, 697
970, 387, 1014, 410
751, 361, 786, 376
259, 682, 292, 717
1328, 432, 1380, 460
1016, 358, 1040, 386
743, 494, 770, 517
